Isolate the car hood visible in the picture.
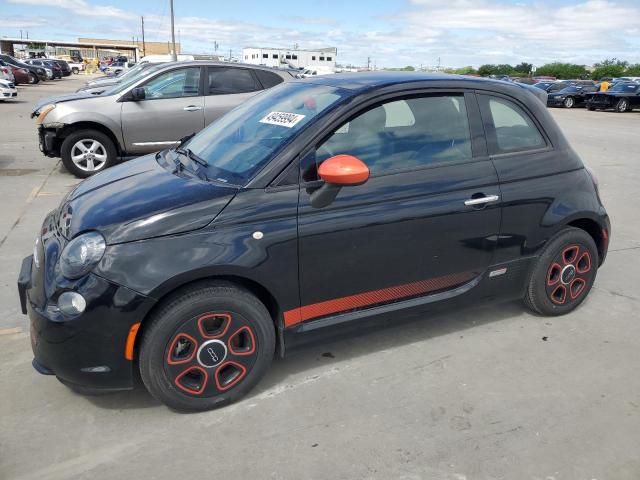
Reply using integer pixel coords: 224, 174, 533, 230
32, 92, 102, 116
57, 153, 238, 244
78, 79, 118, 91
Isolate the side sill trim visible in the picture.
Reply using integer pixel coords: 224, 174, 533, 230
291, 275, 482, 333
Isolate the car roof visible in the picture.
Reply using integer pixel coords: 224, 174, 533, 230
145, 60, 294, 79
297, 71, 529, 93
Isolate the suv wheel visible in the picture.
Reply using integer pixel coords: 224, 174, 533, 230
60, 130, 117, 178
28, 72, 38, 84
615, 99, 629, 112
563, 96, 575, 108
524, 227, 598, 316
139, 281, 275, 412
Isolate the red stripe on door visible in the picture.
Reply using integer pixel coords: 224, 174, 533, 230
283, 271, 475, 328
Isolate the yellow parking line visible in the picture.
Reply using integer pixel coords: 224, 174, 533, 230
0, 327, 22, 336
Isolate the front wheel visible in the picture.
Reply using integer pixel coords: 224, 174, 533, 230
563, 96, 575, 108
524, 227, 598, 316
615, 99, 629, 112
28, 72, 38, 84
72, 67, 79, 74
139, 281, 275, 412
60, 129, 117, 178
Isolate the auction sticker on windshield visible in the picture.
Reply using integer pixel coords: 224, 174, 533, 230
259, 111, 306, 128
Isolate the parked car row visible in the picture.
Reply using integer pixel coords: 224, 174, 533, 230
0, 53, 81, 85
533, 78, 640, 112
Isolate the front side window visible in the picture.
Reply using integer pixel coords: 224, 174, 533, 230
485, 96, 546, 153
316, 95, 472, 176
141, 67, 200, 99
208, 67, 260, 95
185, 83, 351, 185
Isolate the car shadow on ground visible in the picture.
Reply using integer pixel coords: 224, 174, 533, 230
81, 299, 532, 412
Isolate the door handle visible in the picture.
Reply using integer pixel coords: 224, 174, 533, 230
183, 105, 203, 111
464, 195, 500, 206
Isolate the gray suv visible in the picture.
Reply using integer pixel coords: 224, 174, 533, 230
32, 61, 294, 177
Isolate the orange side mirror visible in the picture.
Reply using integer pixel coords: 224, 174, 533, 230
318, 155, 370, 186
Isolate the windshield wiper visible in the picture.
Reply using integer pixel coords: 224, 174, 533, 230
175, 147, 209, 167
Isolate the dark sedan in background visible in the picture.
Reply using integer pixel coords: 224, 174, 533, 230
0, 54, 47, 83
586, 82, 640, 112
547, 83, 598, 108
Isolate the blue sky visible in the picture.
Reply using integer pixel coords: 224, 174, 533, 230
2, 0, 639, 68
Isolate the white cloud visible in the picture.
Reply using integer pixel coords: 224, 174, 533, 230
6, 0, 129, 19
2, 0, 639, 67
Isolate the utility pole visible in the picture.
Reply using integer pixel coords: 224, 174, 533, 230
169, 0, 177, 61
141, 16, 146, 57
229, 49, 232, 61
367, 56, 371, 71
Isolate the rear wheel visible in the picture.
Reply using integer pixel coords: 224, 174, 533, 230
563, 96, 575, 108
139, 281, 275, 412
615, 99, 629, 112
60, 129, 117, 178
28, 72, 38, 84
524, 227, 598, 316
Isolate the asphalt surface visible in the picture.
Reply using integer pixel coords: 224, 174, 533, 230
1, 76, 639, 480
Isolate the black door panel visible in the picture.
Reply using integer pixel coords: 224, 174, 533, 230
297, 160, 500, 316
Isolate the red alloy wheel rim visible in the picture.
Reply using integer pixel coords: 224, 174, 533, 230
545, 244, 593, 306
164, 312, 258, 396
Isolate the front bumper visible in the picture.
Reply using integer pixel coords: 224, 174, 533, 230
19, 253, 154, 390
547, 96, 565, 106
38, 126, 59, 157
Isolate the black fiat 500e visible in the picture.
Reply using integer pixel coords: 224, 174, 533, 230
18, 73, 610, 411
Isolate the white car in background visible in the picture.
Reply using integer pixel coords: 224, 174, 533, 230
0, 79, 18, 101
297, 65, 335, 78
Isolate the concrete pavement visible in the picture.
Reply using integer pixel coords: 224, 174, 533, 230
0, 76, 639, 480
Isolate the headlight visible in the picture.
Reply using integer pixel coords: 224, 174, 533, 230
59, 231, 106, 279
45, 68, 52, 75
36, 104, 56, 124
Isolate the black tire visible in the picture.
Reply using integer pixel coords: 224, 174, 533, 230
72, 67, 79, 74
524, 227, 598, 316
60, 129, 117, 178
586, 106, 595, 111
28, 72, 38, 84
563, 96, 575, 108
139, 281, 275, 412
615, 99, 629, 113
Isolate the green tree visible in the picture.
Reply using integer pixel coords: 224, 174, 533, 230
401, 65, 415, 71
514, 62, 533, 75
534, 63, 588, 79
624, 64, 640, 76
591, 58, 628, 80
443, 66, 477, 75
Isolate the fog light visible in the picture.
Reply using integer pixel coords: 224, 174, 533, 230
58, 292, 86, 316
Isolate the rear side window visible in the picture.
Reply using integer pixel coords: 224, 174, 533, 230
254, 69, 284, 89
208, 67, 261, 95
485, 96, 546, 153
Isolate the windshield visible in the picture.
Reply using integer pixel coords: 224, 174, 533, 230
182, 82, 352, 185
103, 63, 168, 95
609, 83, 639, 93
